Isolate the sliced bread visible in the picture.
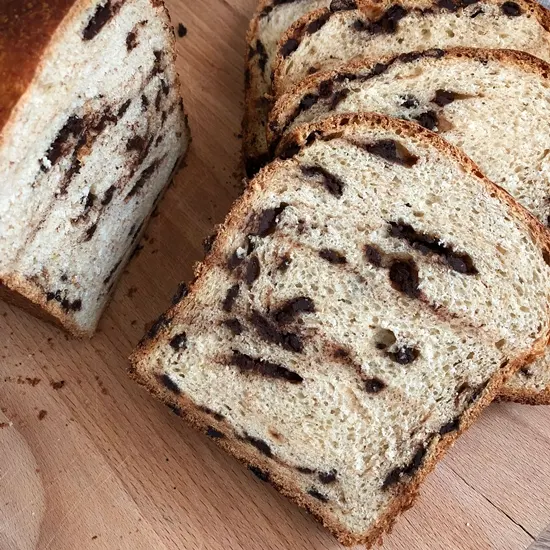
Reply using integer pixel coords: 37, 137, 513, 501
244, 0, 332, 177
271, 0, 550, 97
0, 0, 190, 336
130, 113, 550, 546
269, 48, 550, 403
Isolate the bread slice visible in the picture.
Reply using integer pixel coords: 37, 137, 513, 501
0, 0, 189, 336
271, 0, 550, 97
269, 48, 550, 404
130, 113, 550, 547
244, 0, 332, 177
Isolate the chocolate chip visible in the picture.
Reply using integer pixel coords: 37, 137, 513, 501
101, 185, 116, 205
353, 5, 408, 34
126, 160, 160, 199
177, 23, 188, 37
254, 203, 288, 237
206, 427, 224, 439
365, 244, 383, 267
389, 221, 478, 274
439, 417, 460, 435
45, 115, 84, 166
249, 466, 270, 482
147, 313, 171, 340
306, 12, 331, 34
254, 40, 269, 72
362, 139, 418, 167
224, 318, 244, 335
432, 89, 456, 107
126, 31, 138, 51
246, 435, 273, 457
365, 377, 387, 393
278, 254, 292, 272
274, 297, 315, 324
199, 406, 225, 422
330, 88, 350, 110
308, 488, 329, 502
319, 249, 347, 264
297, 466, 316, 474
501, 1, 521, 15
169, 332, 187, 351
389, 260, 420, 298
415, 110, 438, 130
301, 165, 345, 197
141, 94, 150, 111
250, 311, 304, 353
401, 95, 419, 109
281, 38, 299, 58
390, 346, 420, 365
83, 1, 116, 40
232, 350, 303, 383
117, 99, 132, 118
520, 367, 533, 378
245, 256, 261, 285
171, 282, 189, 305
319, 79, 334, 98
330, 0, 358, 10
319, 470, 337, 484
223, 284, 240, 312
383, 445, 427, 489
158, 374, 181, 394
84, 223, 98, 242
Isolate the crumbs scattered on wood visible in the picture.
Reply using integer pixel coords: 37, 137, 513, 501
0, 422, 10, 429
51, 380, 65, 390
38, 410, 47, 420
177, 23, 187, 38
127, 286, 138, 298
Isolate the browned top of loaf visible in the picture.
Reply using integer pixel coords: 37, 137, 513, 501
0, 0, 77, 132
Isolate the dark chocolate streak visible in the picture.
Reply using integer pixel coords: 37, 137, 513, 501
83, 0, 127, 41
223, 284, 240, 312
383, 444, 428, 489
301, 165, 345, 197
274, 296, 315, 324
250, 310, 304, 353
245, 435, 273, 457
253, 203, 289, 237
231, 350, 303, 383
319, 249, 347, 264
389, 221, 478, 274
157, 373, 181, 394
389, 259, 421, 298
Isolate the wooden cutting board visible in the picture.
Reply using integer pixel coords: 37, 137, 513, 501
1, 1, 550, 548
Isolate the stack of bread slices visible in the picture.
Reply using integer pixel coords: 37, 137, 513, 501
131, 0, 550, 546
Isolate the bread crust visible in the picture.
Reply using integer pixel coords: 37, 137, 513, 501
271, 0, 550, 97
268, 47, 550, 148
0, 0, 81, 136
130, 113, 550, 546
242, 0, 273, 176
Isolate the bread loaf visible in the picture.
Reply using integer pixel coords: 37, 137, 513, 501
130, 113, 550, 546
0, 0, 190, 336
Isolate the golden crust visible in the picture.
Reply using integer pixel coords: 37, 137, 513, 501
271, 0, 550, 97
130, 113, 550, 546
268, 47, 550, 148
0, 0, 81, 135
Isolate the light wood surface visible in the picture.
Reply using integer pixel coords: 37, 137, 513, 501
1, 1, 550, 548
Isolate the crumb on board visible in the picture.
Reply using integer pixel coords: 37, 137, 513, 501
177, 23, 187, 38
51, 380, 65, 390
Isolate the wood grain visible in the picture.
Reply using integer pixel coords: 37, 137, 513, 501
0, 1, 549, 548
